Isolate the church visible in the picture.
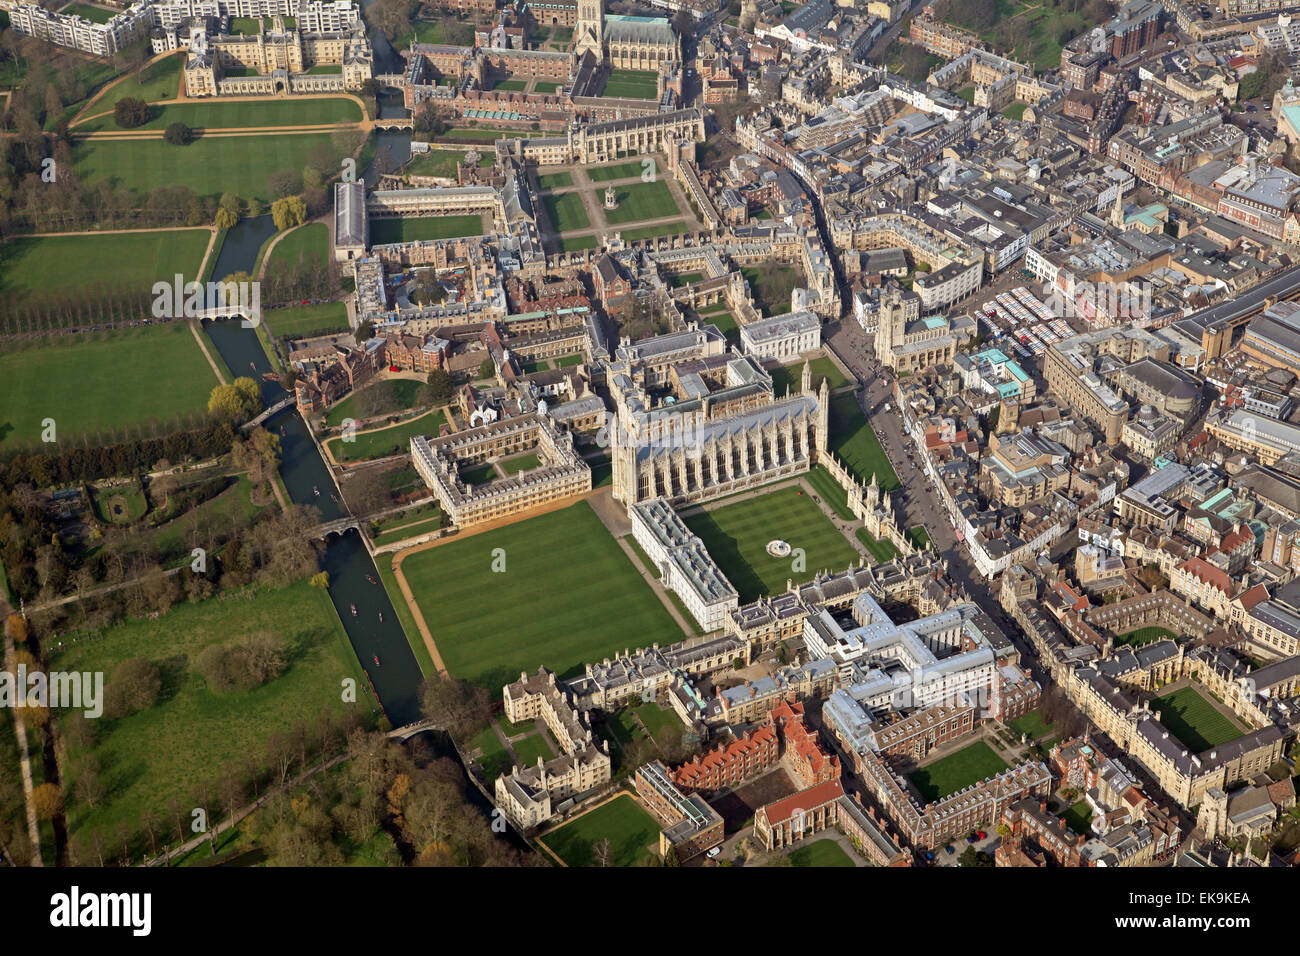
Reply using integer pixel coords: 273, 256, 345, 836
574, 0, 680, 71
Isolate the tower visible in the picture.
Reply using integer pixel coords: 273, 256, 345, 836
1109, 187, 1124, 229
576, 0, 604, 60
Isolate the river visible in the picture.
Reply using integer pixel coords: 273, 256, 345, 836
201, 318, 424, 725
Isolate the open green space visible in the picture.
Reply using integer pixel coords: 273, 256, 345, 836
228, 16, 261, 34
405, 148, 494, 179
683, 486, 857, 602
440, 126, 531, 142
401, 502, 682, 689
558, 235, 599, 252
621, 221, 687, 242
500, 453, 542, 475
1152, 687, 1246, 753
828, 392, 899, 490
587, 160, 645, 182
603, 179, 678, 225
470, 725, 512, 782
555, 353, 585, 368
856, 529, 899, 564
804, 465, 853, 521
909, 741, 1009, 803
55, 579, 372, 837
670, 272, 704, 288
787, 839, 855, 867
1117, 625, 1178, 646
1061, 800, 1093, 836
511, 733, 555, 766
328, 407, 447, 462
371, 510, 445, 549
263, 302, 350, 338
325, 379, 430, 428
1001, 103, 1028, 120
492, 78, 528, 92
540, 793, 661, 866
63, 3, 116, 23
94, 53, 185, 106
537, 170, 574, 189
906, 526, 930, 550
266, 221, 328, 273
80, 97, 361, 132
542, 190, 591, 232
956, 85, 976, 102
369, 215, 483, 244
0, 324, 219, 448
459, 463, 496, 485
534, 81, 560, 94
602, 69, 659, 99
73, 132, 340, 202
769, 356, 848, 394
700, 309, 738, 339
0, 229, 209, 300
1007, 709, 1053, 740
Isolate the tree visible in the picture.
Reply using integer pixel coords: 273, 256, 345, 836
215, 206, 238, 230
310, 570, 330, 589
426, 368, 454, 401
113, 97, 150, 128
105, 658, 161, 718
959, 845, 993, 867
477, 357, 495, 380
267, 169, 302, 200
207, 377, 262, 422
164, 121, 193, 146
593, 837, 613, 867
271, 195, 308, 230
31, 782, 63, 821
419, 675, 491, 740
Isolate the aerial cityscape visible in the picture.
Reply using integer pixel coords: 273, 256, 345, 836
0, 0, 1297, 895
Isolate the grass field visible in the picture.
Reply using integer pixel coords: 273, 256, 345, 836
96, 53, 185, 105
63, 3, 115, 23
55, 580, 371, 838
909, 741, 1009, 804
0, 229, 210, 299
1153, 687, 1245, 753
470, 725, 512, 782
0, 324, 218, 448
500, 453, 542, 475
73, 132, 340, 201
537, 170, 574, 189
828, 392, 899, 490
542, 191, 591, 232
534, 81, 560, 93
440, 126, 531, 142
1007, 710, 1053, 740
1117, 625, 1178, 646
540, 794, 661, 867
401, 502, 682, 689
511, 733, 555, 765
266, 222, 328, 274
620, 221, 687, 242
263, 302, 349, 338
324, 379, 428, 428
1002, 103, 1028, 121
787, 839, 855, 867
369, 215, 483, 244
604, 180, 678, 225
856, 529, 899, 564
328, 408, 447, 462
559, 235, 598, 252
1061, 800, 1093, 836
602, 69, 659, 99
406, 149, 494, 179
683, 487, 857, 602
492, 78, 528, 92
79, 97, 362, 132
587, 160, 645, 182
769, 356, 849, 394
804, 465, 853, 521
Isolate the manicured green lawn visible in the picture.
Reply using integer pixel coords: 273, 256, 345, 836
534, 81, 560, 93
542, 191, 591, 232
1061, 800, 1093, 836
856, 529, 899, 564
537, 170, 574, 189
93, 53, 185, 106
405, 148, 494, 178
1153, 687, 1245, 752
79, 97, 362, 132
828, 392, 899, 490
769, 356, 848, 394
909, 742, 1009, 803
73, 132, 341, 201
1118, 625, 1177, 646
0, 229, 210, 300
559, 235, 598, 252
500, 453, 542, 475
787, 839, 854, 867
540, 794, 661, 866
401, 502, 682, 689
328, 408, 447, 462
683, 486, 857, 602
587, 160, 645, 182
369, 215, 483, 244
459, 463, 496, 485
441, 126, 531, 142
1008, 710, 1053, 740
324, 379, 429, 428
470, 726, 512, 782
554, 353, 585, 368
0, 324, 219, 449
55, 580, 372, 839
63, 3, 115, 23
376, 560, 435, 677
263, 302, 350, 338
1001, 103, 1028, 120
621, 221, 687, 241
604, 179, 679, 225
602, 69, 659, 99
906, 526, 930, 550
804, 465, 853, 520
493, 79, 528, 92
266, 222, 329, 274
511, 733, 555, 765
371, 512, 444, 549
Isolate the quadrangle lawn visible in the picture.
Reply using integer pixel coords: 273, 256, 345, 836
909, 741, 1009, 804
683, 486, 858, 603
540, 794, 661, 867
1118, 625, 1178, 646
400, 501, 682, 690
587, 160, 646, 182
73, 133, 342, 202
54, 580, 371, 839
327, 407, 448, 463
542, 191, 591, 232
1153, 687, 1246, 753
602, 69, 659, 99
78, 97, 362, 132
786, 839, 855, 867
263, 302, 350, 339
0, 229, 211, 299
828, 392, 899, 491
0, 323, 219, 449
604, 179, 680, 225
266, 222, 329, 275
368, 215, 483, 245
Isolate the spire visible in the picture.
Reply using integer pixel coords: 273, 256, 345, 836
801, 359, 811, 394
